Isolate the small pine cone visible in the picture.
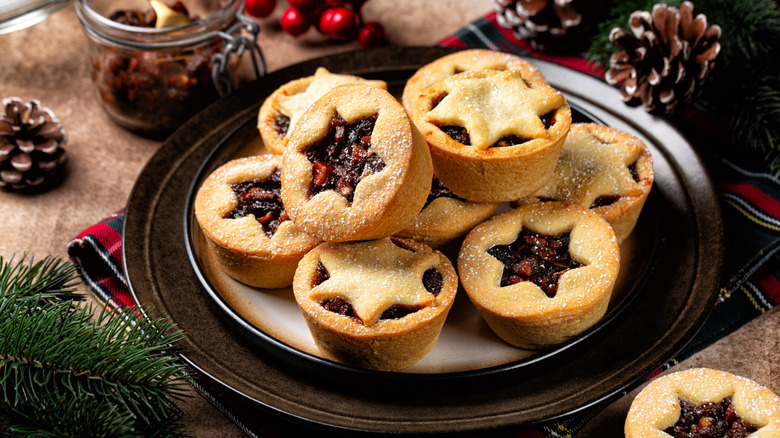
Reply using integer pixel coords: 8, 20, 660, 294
605, 1, 721, 115
493, 0, 603, 53
0, 97, 68, 191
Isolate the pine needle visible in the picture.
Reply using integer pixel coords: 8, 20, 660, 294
0, 255, 193, 437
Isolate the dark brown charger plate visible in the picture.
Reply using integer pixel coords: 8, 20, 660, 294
123, 46, 723, 435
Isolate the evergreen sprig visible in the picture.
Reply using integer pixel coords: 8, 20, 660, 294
0, 255, 192, 437
0, 254, 82, 303
586, 0, 780, 175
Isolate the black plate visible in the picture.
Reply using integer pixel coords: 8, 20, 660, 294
124, 46, 723, 435
182, 89, 654, 382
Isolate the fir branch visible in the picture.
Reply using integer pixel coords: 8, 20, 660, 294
721, 73, 780, 174
0, 255, 82, 303
0, 256, 193, 437
704, 0, 780, 62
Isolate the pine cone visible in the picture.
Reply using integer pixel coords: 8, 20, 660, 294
0, 97, 67, 191
605, 1, 721, 115
493, 0, 603, 53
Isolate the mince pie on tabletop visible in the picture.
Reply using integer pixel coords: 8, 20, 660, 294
257, 67, 387, 155
292, 237, 458, 371
515, 123, 654, 243
281, 83, 433, 242
401, 48, 547, 114
395, 175, 498, 248
458, 201, 620, 349
410, 68, 571, 202
625, 368, 780, 438
194, 155, 320, 289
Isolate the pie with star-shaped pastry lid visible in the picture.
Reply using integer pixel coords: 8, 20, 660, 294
292, 237, 458, 371
394, 175, 499, 248
410, 68, 571, 203
625, 368, 780, 438
257, 67, 387, 155
401, 48, 547, 115
194, 155, 321, 289
458, 201, 620, 350
281, 83, 433, 242
514, 123, 654, 243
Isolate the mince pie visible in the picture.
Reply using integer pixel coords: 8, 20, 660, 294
625, 368, 780, 438
292, 237, 458, 371
257, 67, 387, 155
401, 48, 547, 114
281, 83, 433, 242
458, 202, 620, 349
194, 155, 320, 288
515, 123, 654, 242
395, 176, 498, 248
410, 68, 571, 202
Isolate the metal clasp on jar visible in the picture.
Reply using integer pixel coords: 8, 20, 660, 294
211, 7, 266, 97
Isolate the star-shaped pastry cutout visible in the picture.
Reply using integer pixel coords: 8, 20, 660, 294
535, 127, 645, 206
424, 69, 565, 150
309, 238, 439, 326
279, 67, 385, 134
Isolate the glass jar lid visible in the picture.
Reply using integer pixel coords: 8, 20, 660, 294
0, 0, 72, 34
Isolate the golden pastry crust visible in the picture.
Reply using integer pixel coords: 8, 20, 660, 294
410, 69, 571, 202
194, 155, 320, 288
293, 237, 458, 371
395, 177, 498, 248
458, 202, 620, 349
625, 368, 780, 438
515, 123, 654, 242
257, 67, 387, 155
281, 83, 433, 242
401, 48, 547, 114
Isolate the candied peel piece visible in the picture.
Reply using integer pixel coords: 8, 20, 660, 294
487, 228, 584, 297
304, 114, 385, 203
225, 169, 289, 237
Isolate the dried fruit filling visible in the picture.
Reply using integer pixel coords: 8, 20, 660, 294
225, 169, 289, 237
273, 114, 290, 136
305, 114, 385, 203
425, 176, 465, 207
487, 229, 583, 297
313, 261, 443, 324
98, 2, 225, 136
664, 398, 758, 438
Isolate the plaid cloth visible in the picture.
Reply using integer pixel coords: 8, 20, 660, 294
67, 12, 780, 438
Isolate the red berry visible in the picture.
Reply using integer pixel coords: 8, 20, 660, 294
319, 7, 359, 40
287, 0, 318, 12
323, 0, 346, 6
358, 21, 385, 48
281, 7, 311, 36
245, 0, 276, 18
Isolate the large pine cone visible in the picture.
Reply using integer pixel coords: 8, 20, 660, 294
605, 1, 721, 115
493, 0, 604, 53
0, 97, 67, 191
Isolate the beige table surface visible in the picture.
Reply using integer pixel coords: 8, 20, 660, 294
1, 1, 778, 436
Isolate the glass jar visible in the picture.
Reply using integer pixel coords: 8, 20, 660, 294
76, 0, 264, 138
